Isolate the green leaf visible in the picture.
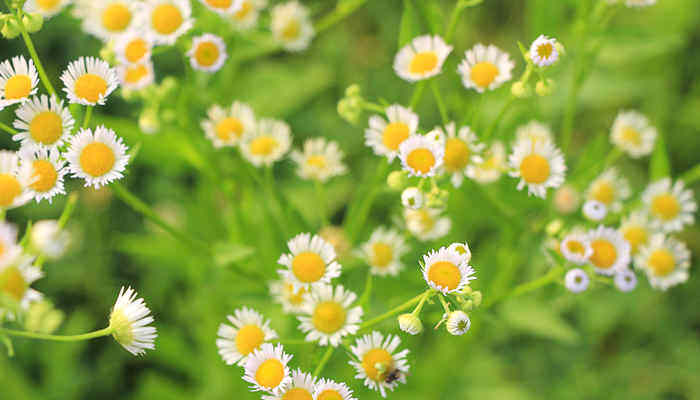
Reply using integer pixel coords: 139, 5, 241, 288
500, 299, 580, 344
679, 163, 700, 185
399, 0, 418, 47
415, 0, 444, 34
212, 242, 255, 267
650, 133, 671, 180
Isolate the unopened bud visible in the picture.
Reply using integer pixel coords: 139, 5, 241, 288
398, 313, 423, 335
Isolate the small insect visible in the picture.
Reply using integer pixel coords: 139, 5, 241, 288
384, 369, 405, 384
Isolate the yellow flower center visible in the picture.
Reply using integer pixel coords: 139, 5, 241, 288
0, 266, 27, 301
0, 173, 22, 207
566, 240, 586, 255
151, 4, 183, 35
194, 42, 221, 67
454, 245, 469, 255
234, 1, 252, 19
444, 138, 470, 172
648, 248, 675, 277
4, 74, 32, 100
205, 0, 232, 9
0, 242, 4, 257
282, 388, 313, 400
215, 117, 244, 141
371, 242, 393, 268
284, 283, 307, 305
470, 62, 499, 88
362, 348, 394, 381
234, 324, 265, 356
382, 122, 409, 151
125, 38, 148, 63
621, 128, 641, 145
317, 390, 343, 400
291, 251, 325, 283
31, 160, 58, 193
519, 154, 550, 184
282, 20, 300, 40
428, 261, 461, 290
651, 194, 680, 221
591, 181, 614, 205
416, 209, 435, 231
306, 155, 327, 169
406, 148, 435, 174
29, 111, 63, 145
109, 308, 134, 346
590, 239, 617, 269
622, 226, 647, 254
101, 3, 132, 33
37, 0, 60, 10
80, 142, 116, 177
255, 358, 285, 388
312, 301, 346, 334
409, 51, 438, 75
124, 64, 149, 85
249, 136, 278, 156
536, 42, 553, 59
74, 73, 108, 104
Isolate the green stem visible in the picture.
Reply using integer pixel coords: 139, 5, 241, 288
485, 266, 564, 309
17, 14, 56, 97
0, 121, 18, 135
312, 346, 335, 376
430, 80, 449, 125
57, 193, 79, 229
360, 100, 386, 113
679, 163, 700, 185
358, 271, 373, 306
0, 326, 112, 342
409, 81, 427, 109
359, 291, 429, 331
82, 106, 93, 129
482, 96, 515, 141
315, 0, 369, 33
438, 294, 451, 313
444, 4, 464, 43
411, 289, 431, 315
344, 159, 389, 243
314, 179, 329, 228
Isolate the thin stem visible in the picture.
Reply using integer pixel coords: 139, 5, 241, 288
0, 326, 113, 342
482, 96, 515, 141
360, 100, 385, 113
17, 12, 56, 97
314, 179, 329, 228
344, 159, 389, 243
0, 120, 18, 135
679, 163, 700, 185
57, 193, 79, 229
315, 0, 369, 33
359, 291, 429, 331
438, 294, 451, 313
409, 81, 427, 109
485, 267, 564, 309
411, 289, 432, 315
312, 346, 335, 376
430, 80, 449, 125
357, 271, 373, 306
82, 106, 93, 129
444, 4, 464, 43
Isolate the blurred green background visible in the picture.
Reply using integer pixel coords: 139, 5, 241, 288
1, 0, 699, 399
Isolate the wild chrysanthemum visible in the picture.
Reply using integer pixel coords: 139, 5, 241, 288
144, 0, 193, 45
515, 120, 553, 143
404, 207, 451, 241
560, 231, 592, 265
565, 268, 589, 293
0, 222, 21, 268
65, 125, 130, 188
508, 136, 566, 198
421, 246, 476, 294
582, 200, 607, 222
614, 269, 637, 292
0, 150, 34, 210
641, 178, 696, 233
231, 0, 267, 30
108, 286, 157, 356
0, 254, 43, 309
243, 343, 293, 394
620, 211, 651, 255
262, 369, 317, 400
360, 227, 408, 276
115, 32, 153, 65
586, 225, 631, 276
60, 57, 119, 106
297, 284, 363, 347
0, 56, 39, 107
269, 279, 309, 314
635, 234, 690, 291
448, 242, 472, 263
397, 313, 423, 335
270, 1, 314, 52
19, 145, 67, 203
29, 220, 70, 260
529, 35, 560, 67
365, 104, 418, 161
12, 94, 75, 150
446, 310, 471, 335
313, 378, 356, 400
401, 187, 423, 210
188, 34, 228, 73
277, 233, 342, 291
610, 110, 656, 158
202, 101, 256, 148
73, 0, 141, 41
117, 61, 155, 90
216, 307, 278, 366
349, 331, 410, 398
439, 122, 484, 187
586, 168, 631, 212
240, 118, 292, 167
200, 0, 243, 15
24, 0, 71, 18
470, 141, 506, 183
291, 138, 347, 182
398, 135, 444, 177
394, 35, 453, 82
457, 43, 514, 92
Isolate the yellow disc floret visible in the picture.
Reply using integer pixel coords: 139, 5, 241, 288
406, 148, 435, 174
591, 181, 614, 205
0, 266, 27, 301
291, 251, 325, 283
80, 142, 116, 177
317, 390, 343, 400
312, 301, 346, 334
382, 122, 409, 151
31, 160, 58, 192
4, 75, 32, 100
216, 117, 244, 141
125, 38, 148, 63
444, 138, 470, 172
409, 52, 438, 75
622, 226, 647, 254
519, 154, 550, 184
74, 73, 108, 104
282, 388, 313, 400
29, 111, 63, 145
194, 42, 221, 67
255, 358, 285, 388
362, 348, 394, 381
151, 4, 183, 35
651, 194, 680, 221
590, 239, 617, 269
428, 261, 461, 291
235, 324, 265, 356
648, 248, 675, 277
249, 136, 278, 156
0, 174, 22, 207
470, 62, 499, 89
101, 3, 132, 32
371, 242, 393, 268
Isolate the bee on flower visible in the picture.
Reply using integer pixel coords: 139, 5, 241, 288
240, 118, 292, 167
365, 104, 418, 161
457, 43, 514, 93
291, 137, 347, 182
188, 34, 228, 73
437, 122, 484, 187
641, 178, 696, 233
0, 56, 39, 108
635, 234, 690, 290
359, 227, 409, 277
216, 307, 278, 366
421, 246, 476, 294
297, 284, 363, 347
61, 57, 119, 106
349, 331, 410, 397
202, 101, 256, 148
270, 1, 314, 52
394, 35, 453, 82
529, 35, 560, 67
508, 136, 566, 198
610, 110, 657, 158
12, 94, 75, 150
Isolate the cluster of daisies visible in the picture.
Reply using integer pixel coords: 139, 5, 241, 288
202, 101, 348, 182
217, 233, 481, 397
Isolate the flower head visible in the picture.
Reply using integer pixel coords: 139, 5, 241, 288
297, 284, 363, 347
144, 0, 193, 45
635, 234, 690, 290
642, 178, 696, 233
108, 286, 157, 356
243, 343, 293, 394
12, 94, 74, 150
586, 225, 631, 276
439, 122, 484, 187
349, 331, 410, 397
457, 44, 514, 92
398, 135, 444, 178
216, 307, 278, 366
360, 227, 408, 276
61, 57, 119, 106
508, 136, 566, 198
277, 233, 342, 291
20, 145, 67, 204
313, 378, 356, 400
565, 268, 589, 293
202, 101, 256, 148
65, 125, 130, 188
291, 138, 347, 182
529, 35, 560, 67
365, 104, 418, 161
446, 310, 471, 335
0, 150, 34, 210
188, 33, 228, 73
0, 56, 39, 107
421, 246, 476, 294
404, 207, 451, 242
240, 118, 292, 167
271, 1, 314, 52
614, 269, 637, 292
394, 35, 453, 82
262, 369, 317, 400
610, 110, 656, 158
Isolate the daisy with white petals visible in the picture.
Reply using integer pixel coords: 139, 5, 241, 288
508, 137, 566, 198
144, 0, 193, 45
269, 279, 309, 314
243, 343, 292, 394
231, 0, 267, 30
620, 211, 651, 255
298, 284, 363, 347
421, 246, 476, 294
74, 0, 141, 41
360, 227, 408, 276
560, 231, 592, 265
115, 31, 153, 65
200, 0, 243, 15
262, 369, 317, 400
0, 222, 21, 268
399, 135, 444, 177
448, 242, 472, 263
12, 95, 74, 150
202, 101, 256, 148
610, 110, 657, 158
470, 141, 506, 183
582, 200, 607, 222
65, 125, 129, 188
188, 34, 228, 73
404, 207, 451, 242
586, 225, 631, 276
0, 254, 43, 309
457, 44, 514, 92
314, 379, 356, 400
0, 150, 34, 210
529, 35, 560, 67
30, 220, 71, 260
365, 104, 418, 161
277, 233, 342, 291
614, 269, 637, 292
394, 35, 453, 82
61, 57, 119, 106
24, 0, 71, 18
586, 168, 631, 212
0, 56, 38, 107
642, 178, 696, 233
20, 146, 67, 203
118, 61, 155, 90
291, 138, 347, 182
439, 122, 484, 187
401, 187, 423, 210
565, 268, 589, 293
240, 118, 292, 167
635, 234, 690, 290
108, 286, 157, 356
446, 310, 471, 335
349, 331, 410, 398
270, 1, 314, 52
515, 120, 553, 143
216, 307, 278, 366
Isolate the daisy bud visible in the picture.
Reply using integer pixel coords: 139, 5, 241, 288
546, 219, 564, 236
398, 313, 423, 335
535, 79, 554, 96
22, 13, 43, 33
345, 83, 361, 97
109, 287, 157, 356
139, 108, 160, 134
583, 200, 607, 221
337, 98, 362, 125
30, 220, 70, 260
387, 170, 408, 190
1, 17, 22, 39
471, 290, 482, 307
511, 81, 529, 98
614, 269, 637, 292
446, 311, 471, 335
461, 299, 474, 311
565, 268, 590, 293
554, 184, 580, 214
401, 187, 424, 210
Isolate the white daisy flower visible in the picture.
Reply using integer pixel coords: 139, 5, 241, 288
0, 222, 21, 268
529, 35, 559, 67
447, 241, 472, 263
0, 254, 43, 310
24, 0, 71, 18
469, 140, 506, 183
108, 286, 157, 356
642, 178, 696, 233
560, 231, 592, 265
297, 284, 363, 347
364, 104, 418, 161
277, 233, 342, 291
554, 184, 581, 215
0, 150, 34, 210
230, 0, 267, 30
60, 57, 119, 106
360, 227, 408, 276
117, 60, 155, 90
564, 268, 589, 293
586, 225, 631, 276
19, 145, 67, 203
240, 118, 292, 167
269, 279, 309, 314
401, 187, 423, 210
457, 43, 514, 93
73, 0, 142, 41
200, 0, 243, 15
243, 343, 293, 394
635, 234, 690, 291
446, 310, 471, 336
202, 101, 256, 148
313, 378, 356, 400
12, 95, 75, 150
508, 136, 566, 198
291, 138, 347, 182
586, 168, 631, 212
582, 200, 607, 222
114, 31, 153, 65
270, 1, 314, 52
421, 246, 476, 294
438, 122, 484, 187
188, 33, 228, 73
65, 125, 130, 188
610, 110, 657, 158
262, 369, 317, 400
349, 331, 410, 398
515, 120, 553, 143
614, 269, 637, 292
620, 211, 651, 255
404, 207, 451, 242
143, 0, 193, 45
397, 313, 423, 335
398, 135, 444, 178
216, 307, 278, 366
394, 35, 453, 82
0, 56, 39, 107
29, 219, 70, 260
